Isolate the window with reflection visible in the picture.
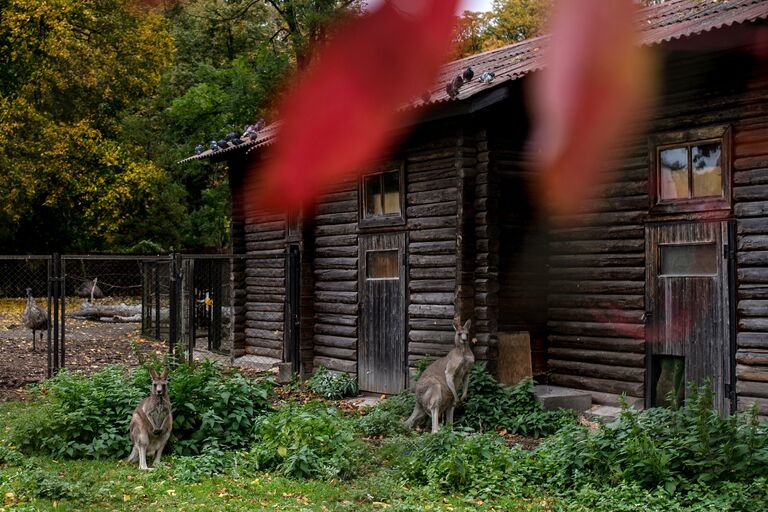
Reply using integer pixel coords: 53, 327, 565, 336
361, 168, 403, 224
651, 127, 730, 214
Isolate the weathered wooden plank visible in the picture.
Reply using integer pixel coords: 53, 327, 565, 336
738, 300, 768, 317
734, 168, 768, 186
409, 342, 452, 356
738, 268, 768, 284
243, 345, 282, 359
409, 280, 456, 292
408, 304, 455, 318
735, 201, 768, 218
736, 351, 768, 366
314, 323, 357, 338
737, 235, 768, 251
737, 251, 768, 266
315, 314, 357, 327
736, 380, 768, 399
409, 241, 456, 255
550, 225, 644, 241
737, 218, 768, 235
314, 345, 356, 360
244, 311, 283, 322
315, 234, 358, 247
315, 291, 357, 304
315, 257, 357, 269
314, 281, 357, 292
313, 302, 358, 315
244, 328, 281, 341
549, 254, 645, 268
409, 330, 455, 343
246, 302, 284, 312
409, 228, 457, 242
738, 332, 768, 349
549, 280, 644, 294
736, 396, 768, 415
548, 267, 645, 281
410, 255, 456, 267
738, 284, 768, 299
736, 364, 768, 382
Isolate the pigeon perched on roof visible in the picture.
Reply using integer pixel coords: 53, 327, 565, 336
195, 144, 204, 155
217, 139, 229, 149
225, 132, 237, 141
479, 71, 496, 84
463, 66, 474, 82
209, 140, 219, 151
232, 137, 244, 145
446, 75, 464, 98
254, 119, 266, 131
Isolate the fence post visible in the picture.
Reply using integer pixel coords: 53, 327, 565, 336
50, 253, 62, 374
46, 257, 52, 378
168, 253, 183, 365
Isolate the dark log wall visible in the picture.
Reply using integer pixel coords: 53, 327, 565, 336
546, 46, 768, 413
405, 124, 464, 375
312, 182, 360, 374
228, 156, 247, 357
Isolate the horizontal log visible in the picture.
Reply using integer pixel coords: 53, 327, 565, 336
410, 318, 455, 330
243, 346, 282, 360
548, 359, 644, 382
315, 257, 357, 269
409, 330, 456, 343
410, 255, 456, 267
408, 342, 452, 356
314, 345, 356, 360
407, 188, 457, 206
244, 220, 284, 233
245, 320, 283, 331
409, 241, 456, 255
314, 212, 357, 225
550, 210, 644, 226
737, 218, 768, 235
409, 177, 457, 193
314, 222, 358, 237
738, 284, 768, 299
550, 225, 644, 241
547, 320, 644, 339
549, 280, 644, 294
734, 155, 768, 171
736, 380, 768, 399
547, 347, 645, 367
589, 390, 644, 409
547, 307, 644, 324
244, 311, 283, 322
549, 254, 645, 268
315, 246, 358, 258
549, 373, 644, 397
735, 200, 768, 218
738, 269, 768, 284
314, 322, 357, 338
410, 292, 455, 304
548, 293, 644, 310
314, 281, 357, 292
736, 251, 768, 266
411, 267, 458, 280
408, 304, 455, 318
734, 184, 768, 201
736, 396, 768, 415
407, 202, 457, 218
548, 267, 645, 281
736, 351, 768, 366
244, 267, 283, 278
245, 277, 284, 288
314, 201, 357, 216
245, 258, 283, 269
409, 228, 457, 242
738, 235, 768, 251
736, 364, 768, 382
314, 314, 357, 327
313, 356, 356, 374
737, 332, 768, 349
409, 279, 456, 292
315, 234, 358, 247
737, 300, 768, 317
314, 302, 357, 315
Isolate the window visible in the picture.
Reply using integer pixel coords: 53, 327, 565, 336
650, 126, 730, 214
366, 250, 399, 279
360, 166, 405, 227
659, 243, 717, 276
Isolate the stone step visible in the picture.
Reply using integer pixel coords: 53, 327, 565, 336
585, 405, 624, 424
534, 385, 592, 413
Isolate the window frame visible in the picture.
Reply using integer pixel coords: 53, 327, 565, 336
649, 125, 731, 215
359, 162, 406, 229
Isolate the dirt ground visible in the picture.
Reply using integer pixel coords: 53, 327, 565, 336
0, 298, 167, 402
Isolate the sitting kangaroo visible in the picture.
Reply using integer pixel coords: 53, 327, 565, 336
127, 367, 172, 470
406, 318, 475, 433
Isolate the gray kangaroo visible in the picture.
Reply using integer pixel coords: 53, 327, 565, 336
406, 318, 475, 433
127, 367, 172, 470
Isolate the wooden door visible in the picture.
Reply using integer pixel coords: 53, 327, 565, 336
358, 232, 407, 394
285, 245, 301, 372
646, 221, 732, 412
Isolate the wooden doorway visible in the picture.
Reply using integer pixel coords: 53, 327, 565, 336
645, 221, 732, 412
358, 232, 407, 394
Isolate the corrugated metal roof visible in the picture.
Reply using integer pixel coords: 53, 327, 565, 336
181, 0, 768, 164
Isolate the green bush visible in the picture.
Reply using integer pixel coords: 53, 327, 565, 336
306, 366, 358, 400
353, 392, 415, 438
457, 365, 576, 437
170, 444, 239, 483
389, 429, 522, 497
250, 401, 361, 480
13, 362, 273, 458
532, 386, 768, 493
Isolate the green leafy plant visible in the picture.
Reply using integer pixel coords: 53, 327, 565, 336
457, 365, 576, 437
250, 401, 361, 480
307, 366, 358, 400
12, 362, 273, 459
354, 392, 415, 438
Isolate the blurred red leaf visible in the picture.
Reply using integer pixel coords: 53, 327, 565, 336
247, 0, 459, 214
531, 0, 655, 221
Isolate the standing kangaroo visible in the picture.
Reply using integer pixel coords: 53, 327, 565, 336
127, 367, 172, 470
406, 318, 475, 433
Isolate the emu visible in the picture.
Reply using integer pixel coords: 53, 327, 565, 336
21, 288, 48, 351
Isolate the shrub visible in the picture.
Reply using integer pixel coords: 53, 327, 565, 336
389, 429, 522, 497
306, 366, 358, 400
532, 386, 768, 493
170, 444, 239, 483
457, 365, 576, 437
250, 401, 361, 480
354, 392, 415, 438
13, 362, 273, 458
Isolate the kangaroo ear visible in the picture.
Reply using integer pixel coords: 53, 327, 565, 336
463, 319, 471, 332
453, 317, 461, 331
149, 367, 159, 380
160, 367, 169, 380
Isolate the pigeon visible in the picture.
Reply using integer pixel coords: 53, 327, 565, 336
194, 144, 204, 155
479, 71, 496, 84
446, 75, 464, 98
217, 139, 229, 149
225, 132, 237, 141
209, 140, 219, 151
463, 66, 474, 82
254, 119, 266, 131
232, 137, 244, 145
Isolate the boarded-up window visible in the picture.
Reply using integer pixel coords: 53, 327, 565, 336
366, 250, 399, 279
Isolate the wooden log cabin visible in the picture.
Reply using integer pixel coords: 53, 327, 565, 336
182, 0, 768, 415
